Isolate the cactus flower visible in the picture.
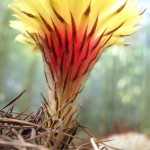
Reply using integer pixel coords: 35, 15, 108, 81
9, 0, 142, 144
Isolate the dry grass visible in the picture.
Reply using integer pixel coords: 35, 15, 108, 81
0, 91, 119, 150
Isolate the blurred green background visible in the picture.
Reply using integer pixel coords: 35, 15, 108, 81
0, 0, 150, 138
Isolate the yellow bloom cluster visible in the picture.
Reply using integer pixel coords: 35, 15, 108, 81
10, 0, 142, 49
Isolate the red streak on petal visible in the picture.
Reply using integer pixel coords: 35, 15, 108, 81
40, 25, 104, 105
